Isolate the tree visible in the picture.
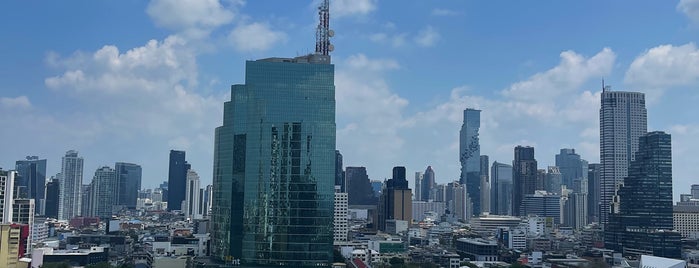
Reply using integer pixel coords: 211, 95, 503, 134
333, 249, 346, 263
461, 262, 479, 268
41, 263, 71, 268
509, 263, 527, 268
389, 257, 405, 268
85, 262, 112, 268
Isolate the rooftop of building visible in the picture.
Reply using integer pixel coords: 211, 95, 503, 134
256, 53, 331, 64
456, 237, 498, 246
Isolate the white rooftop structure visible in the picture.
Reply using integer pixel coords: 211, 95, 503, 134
639, 255, 686, 268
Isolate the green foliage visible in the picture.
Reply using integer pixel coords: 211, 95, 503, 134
461, 262, 479, 268
40, 263, 71, 268
333, 249, 346, 263
509, 263, 527, 268
85, 262, 112, 268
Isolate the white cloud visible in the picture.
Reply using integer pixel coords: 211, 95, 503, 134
345, 54, 400, 71
502, 48, 615, 102
431, 8, 459, 16
625, 43, 699, 89
228, 22, 287, 52
46, 36, 197, 94
0, 96, 31, 109
678, 0, 699, 23
414, 26, 440, 47
147, 0, 240, 38
335, 54, 408, 170
369, 32, 408, 47
335, 48, 616, 186
40, 35, 225, 184
331, 0, 377, 18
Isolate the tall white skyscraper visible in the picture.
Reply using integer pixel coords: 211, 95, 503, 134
599, 89, 647, 226
0, 170, 16, 223
184, 169, 201, 220
333, 186, 348, 244
59, 150, 84, 220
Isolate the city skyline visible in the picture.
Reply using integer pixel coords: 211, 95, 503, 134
2, 1, 699, 201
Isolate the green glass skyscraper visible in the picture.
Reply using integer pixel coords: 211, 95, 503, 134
211, 52, 336, 266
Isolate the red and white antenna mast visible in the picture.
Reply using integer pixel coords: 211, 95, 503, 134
315, 0, 334, 55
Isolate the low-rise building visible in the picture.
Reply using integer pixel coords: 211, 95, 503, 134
455, 238, 498, 262
31, 246, 108, 268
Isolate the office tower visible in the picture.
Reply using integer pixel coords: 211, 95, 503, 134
606, 131, 680, 258
335, 150, 344, 192
12, 199, 34, 253
545, 166, 562, 195
536, 169, 546, 191
414, 172, 422, 202
491, 162, 513, 216
460, 108, 481, 215
15, 156, 46, 214
421, 166, 435, 201
693, 185, 699, 199
480, 155, 490, 214
555, 149, 585, 187
115, 162, 142, 209
432, 183, 446, 202
345, 167, 376, 206
80, 185, 91, 217
587, 164, 601, 223
0, 170, 16, 223
90, 167, 116, 219
203, 185, 213, 217
521, 191, 561, 224
58, 150, 83, 220
159, 181, 168, 202
378, 167, 412, 231
184, 170, 201, 220
167, 150, 189, 211
333, 186, 348, 244
210, 11, 336, 263
513, 146, 537, 216
599, 89, 647, 226
44, 178, 59, 219
370, 180, 382, 198
562, 188, 587, 229
453, 184, 472, 222
412, 201, 446, 221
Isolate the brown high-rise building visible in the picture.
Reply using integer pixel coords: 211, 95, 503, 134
378, 167, 412, 231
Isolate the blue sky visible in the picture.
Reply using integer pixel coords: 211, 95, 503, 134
2, 0, 699, 200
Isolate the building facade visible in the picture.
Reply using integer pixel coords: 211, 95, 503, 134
115, 162, 142, 210
44, 178, 59, 219
491, 162, 512, 216
211, 54, 336, 266
599, 90, 647, 226
345, 167, 376, 206
15, 156, 46, 214
167, 150, 189, 211
480, 155, 490, 214
0, 170, 16, 223
59, 150, 83, 220
184, 170, 201, 220
605, 131, 680, 258
513, 146, 537, 217
378, 167, 412, 231
587, 163, 601, 223
334, 186, 348, 244
90, 167, 116, 219
421, 166, 435, 201
460, 109, 481, 216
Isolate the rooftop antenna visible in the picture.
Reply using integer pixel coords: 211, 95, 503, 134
602, 79, 605, 92
315, 0, 334, 55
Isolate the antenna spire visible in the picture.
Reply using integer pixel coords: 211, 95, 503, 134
315, 0, 333, 55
